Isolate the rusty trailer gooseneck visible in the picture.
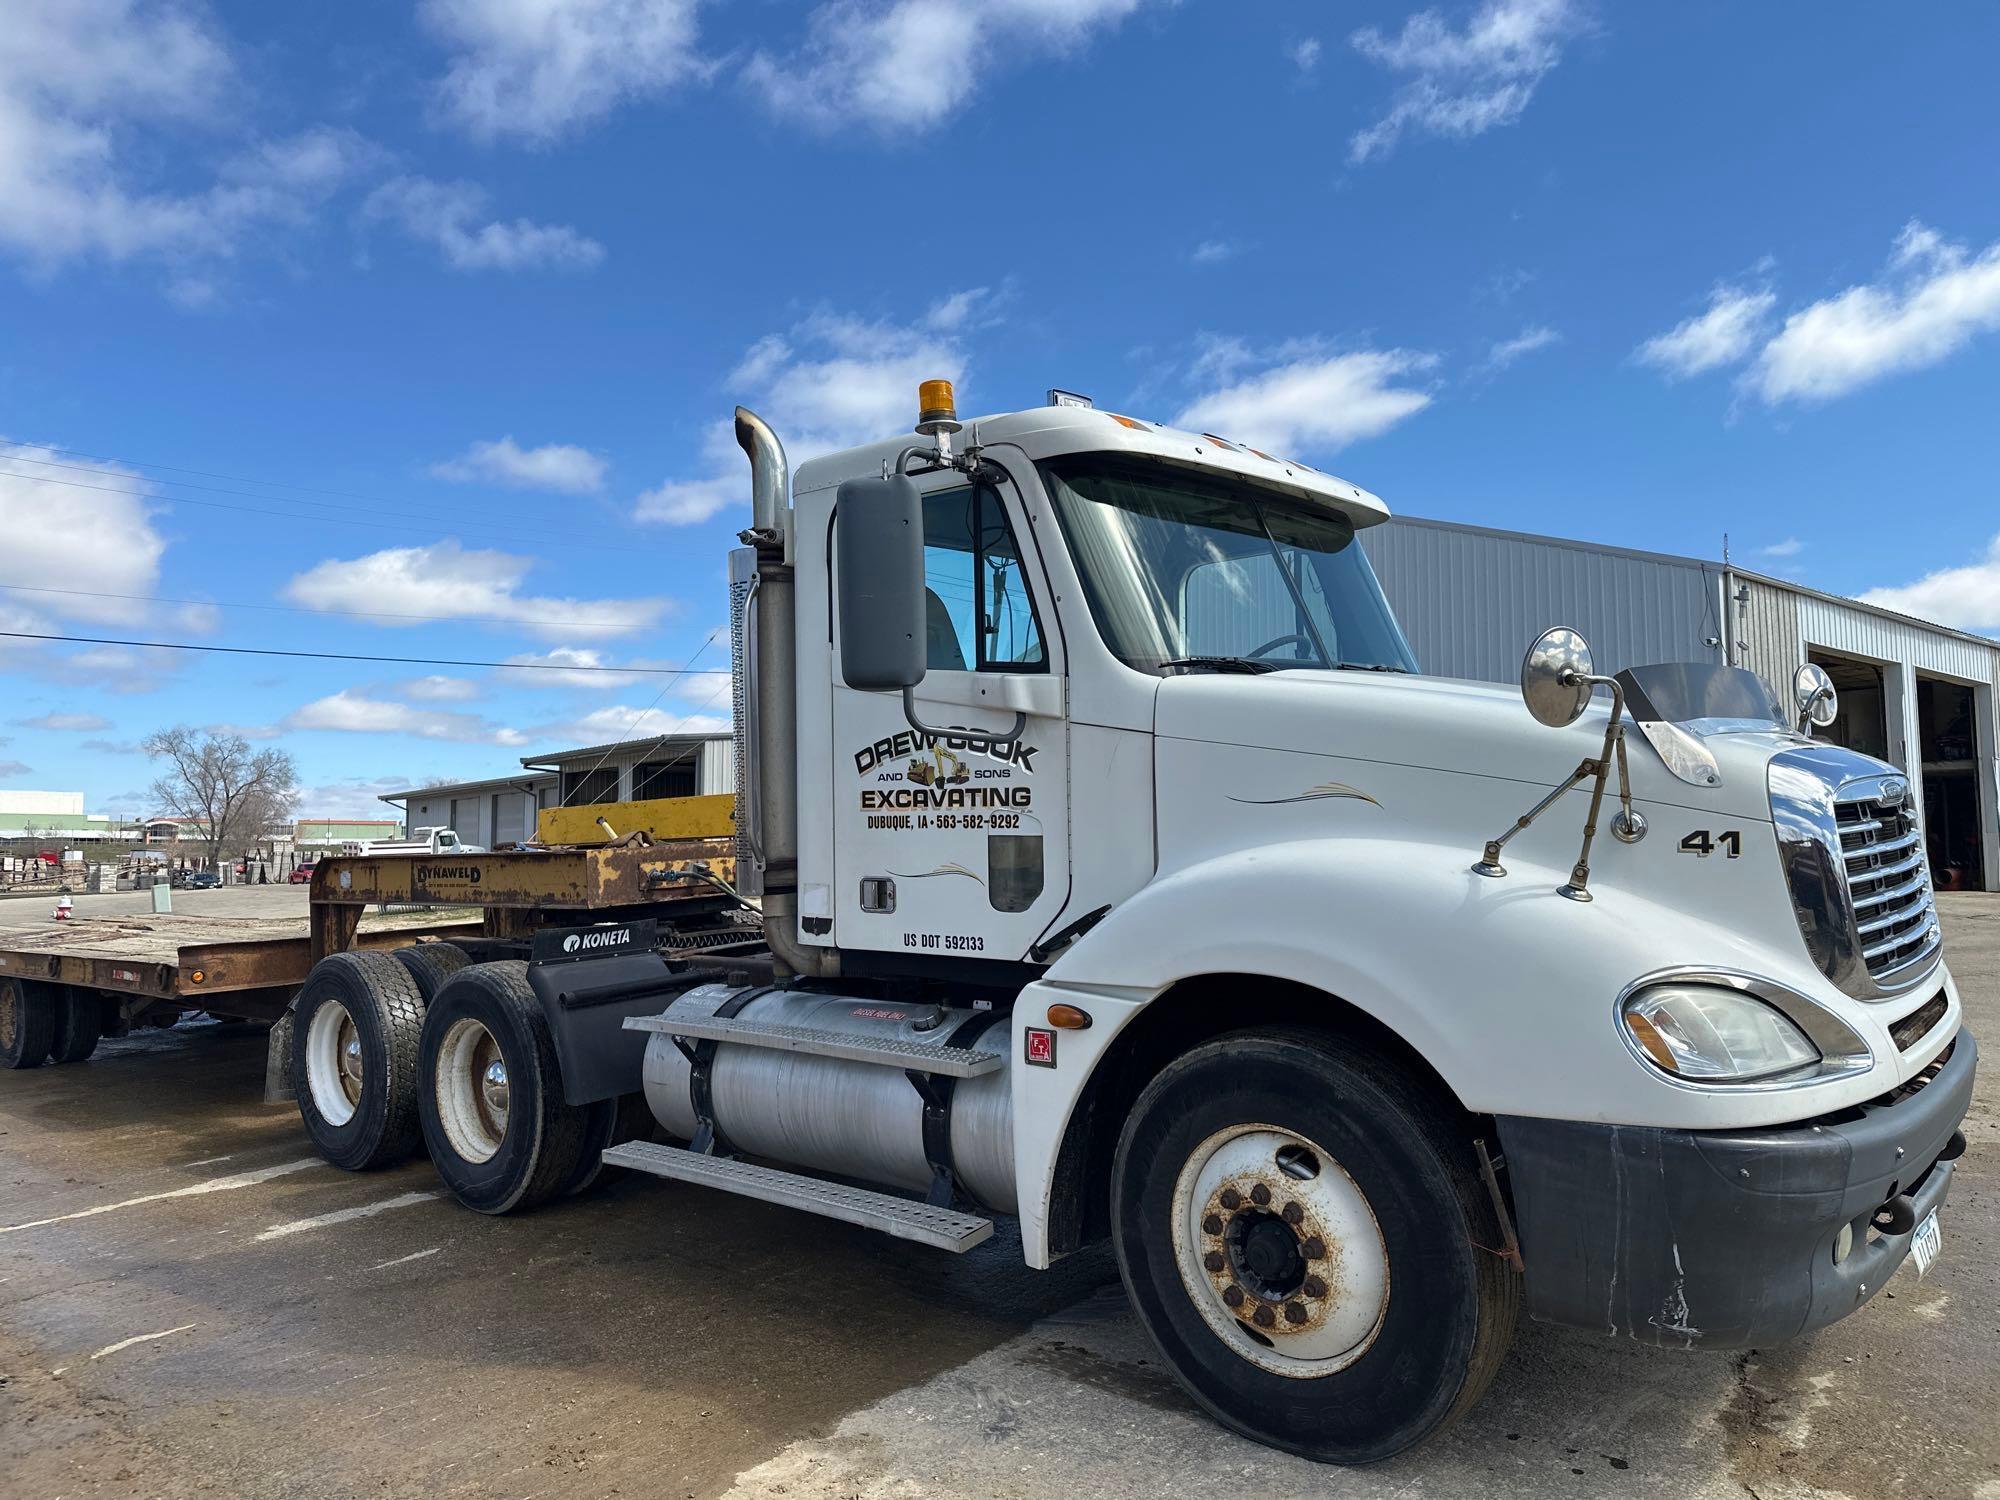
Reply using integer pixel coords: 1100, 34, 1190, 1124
733, 406, 839, 980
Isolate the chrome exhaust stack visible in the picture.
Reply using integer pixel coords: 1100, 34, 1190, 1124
734, 408, 838, 980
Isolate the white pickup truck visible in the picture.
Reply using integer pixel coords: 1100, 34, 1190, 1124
342, 826, 487, 858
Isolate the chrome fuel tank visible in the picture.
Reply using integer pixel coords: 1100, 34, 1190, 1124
641, 984, 1017, 1213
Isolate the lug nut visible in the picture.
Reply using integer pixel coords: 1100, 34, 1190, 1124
1252, 1305, 1276, 1329
1303, 1274, 1327, 1299
1202, 1213, 1223, 1235
1203, 1251, 1225, 1274
1284, 1302, 1309, 1325
1250, 1183, 1272, 1207
1303, 1236, 1327, 1260
1222, 1285, 1244, 1308
1219, 1187, 1242, 1211
1281, 1201, 1303, 1226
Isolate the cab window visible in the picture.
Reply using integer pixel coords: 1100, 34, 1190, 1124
920, 486, 1047, 673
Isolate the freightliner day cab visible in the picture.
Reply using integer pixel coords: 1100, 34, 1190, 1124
286, 383, 1974, 1462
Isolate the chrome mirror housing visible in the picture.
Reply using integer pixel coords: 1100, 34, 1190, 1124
1521, 626, 1595, 728
1792, 662, 1838, 734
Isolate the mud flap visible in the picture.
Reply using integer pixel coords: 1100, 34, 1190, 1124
264, 1005, 296, 1104
525, 922, 704, 1107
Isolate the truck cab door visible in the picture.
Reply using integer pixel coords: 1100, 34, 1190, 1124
830, 471, 1069, 963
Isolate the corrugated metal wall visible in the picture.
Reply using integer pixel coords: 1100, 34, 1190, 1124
1730, 574, 1804, 697
1365, 517, 1725, 684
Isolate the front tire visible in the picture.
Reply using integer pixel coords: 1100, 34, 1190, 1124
418, 963, 588, 1215
0, 977, 55, 1068
1111, 1028, 1517, 1464
292, 952, 426, 1170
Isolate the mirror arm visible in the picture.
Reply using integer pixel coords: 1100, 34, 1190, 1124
1473, 758, 1599, 879
1557, 673, 1627, 902
1797, 683, 1833, 736
901, 685, 1027, 746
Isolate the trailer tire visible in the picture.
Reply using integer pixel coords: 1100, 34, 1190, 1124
1111, 1028, 1517, 1465
292, 951, 427, 1170
47, 986, 103, 1065
391, 942, 470, 1003
418, 962, 588, 1215
1, 976, 56, 1069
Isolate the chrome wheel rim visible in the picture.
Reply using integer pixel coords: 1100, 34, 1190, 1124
436, 1018, 509, 1164
305, 1000, 363, 1127
1170, 1123, 1389, 1379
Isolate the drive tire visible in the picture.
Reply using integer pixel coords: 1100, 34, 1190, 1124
47, 986, 103, 1065
0, 976, 55, 1069
418, 962, 587, 1215
292, 951, 426, 1170
1111, 1028, 1517, 1464
392, 942, 470, 1003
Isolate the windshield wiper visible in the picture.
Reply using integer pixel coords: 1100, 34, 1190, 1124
1334, 662, 1410, 673
1160, 655, 1280, 675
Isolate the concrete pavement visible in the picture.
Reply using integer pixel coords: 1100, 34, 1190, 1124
2, 895, 1995, 1498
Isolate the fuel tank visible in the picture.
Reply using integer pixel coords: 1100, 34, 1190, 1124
641, 984, 1017, 1213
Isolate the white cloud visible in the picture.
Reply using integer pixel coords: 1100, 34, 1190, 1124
1175, 344, 1436, 456
1483, 323, 1560, 370
1191, 240, 1242, 266
0, 0, 381, 279
499, 646, 648, 690
1758, 538, 1803, 559
0, 443, 168, 627
1291, 37, 1322, 73
421, 0, 708, 143
1349, 0, 1584, 164
400, 674, 483, 702
556, 705, 730, 743
432, 436, 608, 494
1634, 285, 1776, 379
283, 541, 669, 640
635, 294, 991, 526
365, 176, 604, 273
0, 760, 31, 778
286, 690, 528, 746
295, 775, 417, 820
745, 0, 1155, 131
13, 711, 113, 731
1859, 534, 2000, 634
1747, 221, 2000, 405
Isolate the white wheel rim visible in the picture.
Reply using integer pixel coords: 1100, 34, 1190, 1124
436, 1018, 509, 1164
305, 1000, 363, 1128
1170, 1124, 1390, 1379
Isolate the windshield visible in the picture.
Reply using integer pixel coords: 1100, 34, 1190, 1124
1039, 457, 1418, 674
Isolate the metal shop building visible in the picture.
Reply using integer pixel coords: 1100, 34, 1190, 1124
1368, 517, 2000, 895
381, 731, 733, 849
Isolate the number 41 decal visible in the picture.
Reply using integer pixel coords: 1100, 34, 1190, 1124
1680, 829, 1743, 858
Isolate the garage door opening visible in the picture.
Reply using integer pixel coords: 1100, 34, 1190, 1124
1916, 673, 1985, 892
1806, 651, 1891, 762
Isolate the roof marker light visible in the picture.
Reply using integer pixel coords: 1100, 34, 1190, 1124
1106, 413, 1150, 431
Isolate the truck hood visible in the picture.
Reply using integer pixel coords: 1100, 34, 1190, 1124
1154, 669, 1809, 820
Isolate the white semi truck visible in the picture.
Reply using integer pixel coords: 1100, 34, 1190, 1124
284, 384, 1973, 1462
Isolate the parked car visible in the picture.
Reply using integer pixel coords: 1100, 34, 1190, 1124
175, 870, 221, 890
288, 861, 318, 885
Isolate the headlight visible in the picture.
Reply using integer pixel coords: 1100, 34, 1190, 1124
1622, 984, 1820, 1082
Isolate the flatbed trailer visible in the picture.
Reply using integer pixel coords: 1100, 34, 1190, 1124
0, 835, 756, 1072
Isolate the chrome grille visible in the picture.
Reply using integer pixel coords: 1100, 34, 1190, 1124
1835, 789, 1940, 983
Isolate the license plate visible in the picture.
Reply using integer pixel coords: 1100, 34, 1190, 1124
1910, 1210, 1943, 1277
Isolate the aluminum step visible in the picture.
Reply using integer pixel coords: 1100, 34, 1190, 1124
623, 1012, 1003, 1077
601, 1141, 994, 1252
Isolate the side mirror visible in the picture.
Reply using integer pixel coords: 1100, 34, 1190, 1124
835, 475, 927, 693
1520, 625, 1596, 728
1792, 662, 1838, 733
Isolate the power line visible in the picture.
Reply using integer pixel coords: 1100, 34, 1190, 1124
0, 580, 689, 636
0, 629, 721, 676
555, 630, 724, 806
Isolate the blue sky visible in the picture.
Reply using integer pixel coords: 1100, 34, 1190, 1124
3, 0, 1998, 818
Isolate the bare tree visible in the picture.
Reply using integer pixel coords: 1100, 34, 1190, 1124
143, 728, 300, 869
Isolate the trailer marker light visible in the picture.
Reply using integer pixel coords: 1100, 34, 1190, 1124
189, 969, 205, 984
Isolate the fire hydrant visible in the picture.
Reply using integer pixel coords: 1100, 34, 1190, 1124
53, 895, 74, 921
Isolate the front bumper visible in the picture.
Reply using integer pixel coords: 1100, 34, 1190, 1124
1496, 1028, 1976, 1348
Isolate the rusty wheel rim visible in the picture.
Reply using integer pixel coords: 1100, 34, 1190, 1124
0, 981, 17, 1053
1170, 1124, 1389, 1378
